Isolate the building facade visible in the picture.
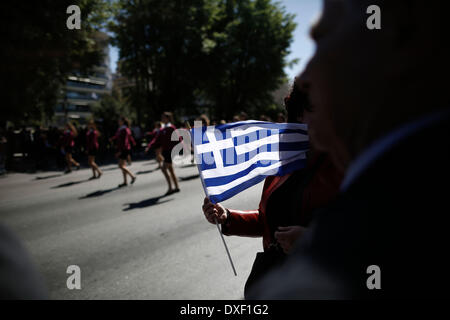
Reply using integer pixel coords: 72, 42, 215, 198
53, 32, 112, 127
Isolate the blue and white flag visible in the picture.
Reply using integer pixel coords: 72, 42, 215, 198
191, 120, 309, 203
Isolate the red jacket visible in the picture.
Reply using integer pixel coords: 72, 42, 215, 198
112, 126, 135, 152
146, 129, 161, 150
221, 153, 343, 250
153, 123, 180, 152
61, 130, 75, 148
86, 129, 99, 151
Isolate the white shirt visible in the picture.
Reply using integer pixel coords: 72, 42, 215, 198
341, 108, 450, 192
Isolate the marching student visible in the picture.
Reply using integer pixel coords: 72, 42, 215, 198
61, 122, 80, 174
111, 116, 136, 187
145, 121, 163, 168
196, 114, 210, 127
153, 112, 180, 195
201, 79, 343, 298
86, 120, 102, 179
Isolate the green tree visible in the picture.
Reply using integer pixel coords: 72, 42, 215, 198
202, 0, 296, 119
111, 0, 296, 122
0, 0, 112, 127
90, 90, 134, 136
110, 0, 215, 125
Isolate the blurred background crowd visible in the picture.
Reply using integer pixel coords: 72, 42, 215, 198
0, 110, 288, 174
0, 0, 306, 174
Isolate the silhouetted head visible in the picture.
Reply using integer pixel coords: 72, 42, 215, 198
88, 120, 96, 131
297, 0, 450, 171
197, 114, 210, 127
119, 116, 130, 127
284, 77, 312, 125
161, 112, 174, 124
65, 122, 77, 136
154, 121, 162, 129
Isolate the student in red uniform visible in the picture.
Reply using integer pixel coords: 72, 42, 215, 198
86, 120, 102, 179
61, 122, 80, 174
153, 112, 180, 195
202, 79, 343, 298
111, 116, 136, 187
145, 121, 163, 168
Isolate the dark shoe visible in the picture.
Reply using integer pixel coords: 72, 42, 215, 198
64, 169, 72, 174
89, 176, 96, 180
118, 183, 127, 188
130, 176, 136, 184
164, 189, 174, 196
173, 188, 180, 193
76, 164, 81, 170
97, 172, 103, 179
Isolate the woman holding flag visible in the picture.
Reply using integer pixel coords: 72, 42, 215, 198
201, 76, 343, 297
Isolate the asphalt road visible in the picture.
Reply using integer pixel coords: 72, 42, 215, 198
0, 158, 264, 299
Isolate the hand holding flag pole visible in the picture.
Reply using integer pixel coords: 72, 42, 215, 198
186, 120, 237, 276
190, 120, 308, 277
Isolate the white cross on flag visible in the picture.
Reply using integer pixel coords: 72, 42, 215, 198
191, 120, 309, 203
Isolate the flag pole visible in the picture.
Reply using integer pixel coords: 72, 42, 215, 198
214, 218, 237, 276
187, 120, 237, 277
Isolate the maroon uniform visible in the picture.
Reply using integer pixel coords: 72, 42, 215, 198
86, 129, 99, 156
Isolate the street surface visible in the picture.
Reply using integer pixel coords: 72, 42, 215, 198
0, 159, 263, 299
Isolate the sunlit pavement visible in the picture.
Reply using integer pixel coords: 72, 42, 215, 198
0, 159, 263, 299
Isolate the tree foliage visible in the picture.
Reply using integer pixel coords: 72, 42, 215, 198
90, 90, 133, 137
110, 0, 215, 123
0, 0, 111, 126
111, 0, 296, 122
202, 0, 297, 119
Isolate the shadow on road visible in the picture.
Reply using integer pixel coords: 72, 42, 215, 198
101, 167, 119, 172
180, 163, 197, 168
35, 174, 63, 180
122, 195, 172, 211
51, 178, 92, 189
179, 174, 200, 181
79, 186, 120, 199
136, 168, 158, 175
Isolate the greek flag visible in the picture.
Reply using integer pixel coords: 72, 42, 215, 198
191, 121, 309, 203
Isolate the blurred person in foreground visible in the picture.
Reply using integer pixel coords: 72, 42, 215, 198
0, 224, 47, 299
249, 0, 450, 299
202, 80, 343, 298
